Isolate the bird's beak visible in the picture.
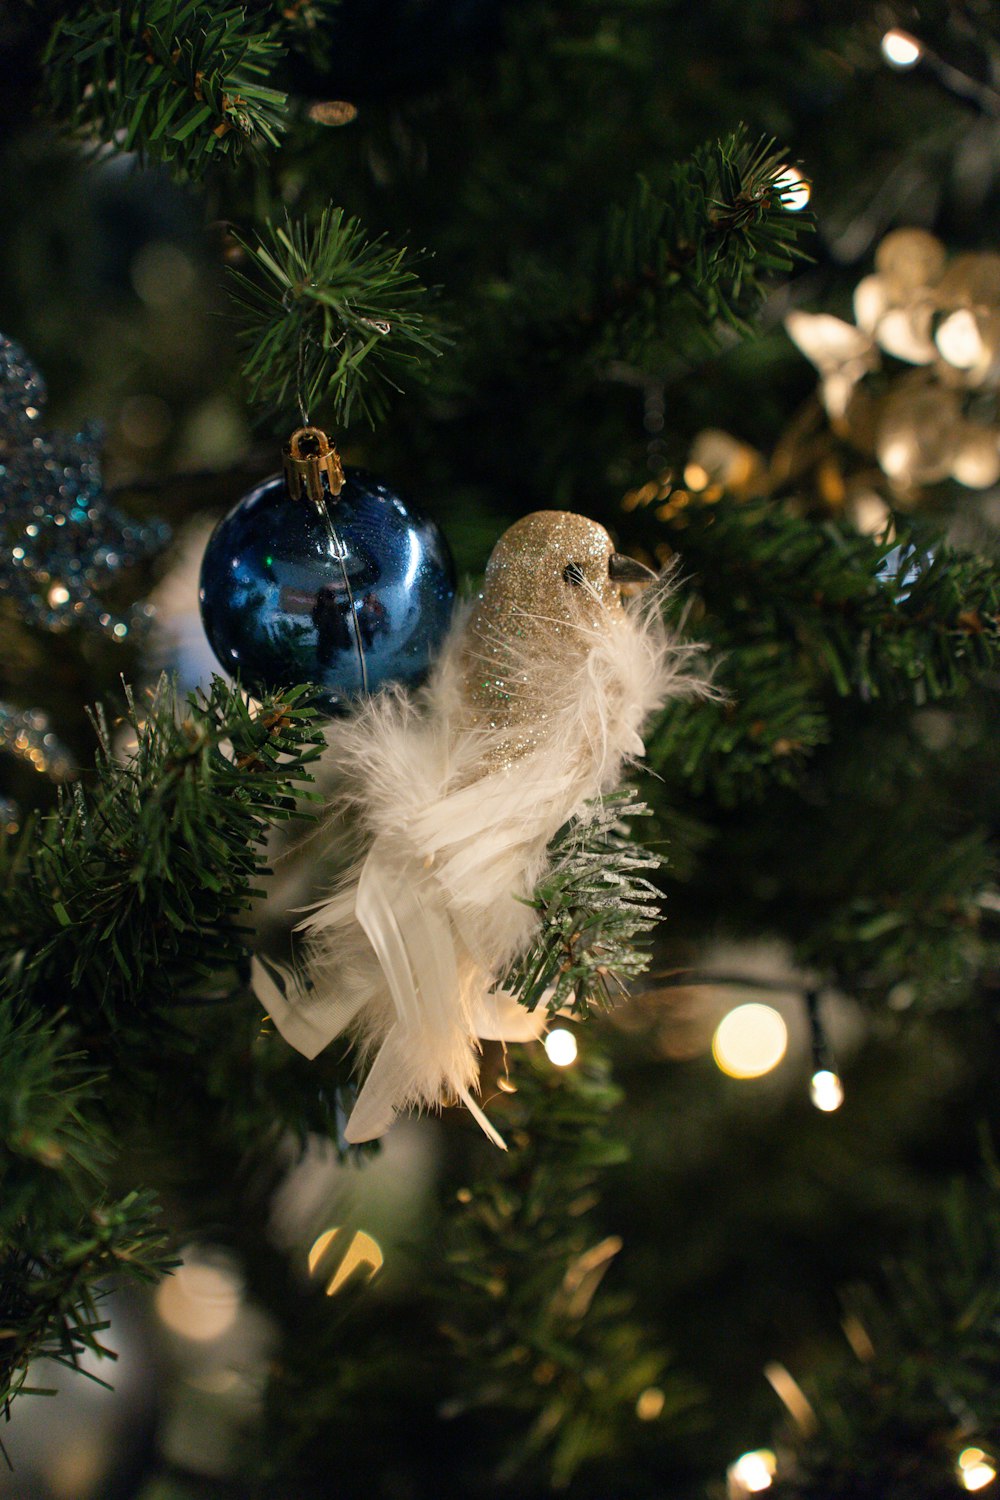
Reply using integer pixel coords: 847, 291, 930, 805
608, 552, 658, 585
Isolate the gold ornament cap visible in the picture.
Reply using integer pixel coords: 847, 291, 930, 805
283, 426, 345, 508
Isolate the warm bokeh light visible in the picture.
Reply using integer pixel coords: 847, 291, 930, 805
712, 1004, 788, 1079
131, 241, 197, 308
875, 306, 936, 365
155, 1248, 241, 1341
763, 1361, 818, 1435
962, 1463, 997, 1492
308, 1226, 384, 1295
47, 584, 70, 607
307, 99, 359, 126
952, 428, 1000, 489
960, 1450, 997, 1491
853, 274, 888, 334
688, 428, 767, 497
881, 29, 922, 68
307, 1227, 338, 1276
936, 309, 985, 370
775, 166, 811, 212
810, 1069, 845, 1112
635, 1386, 665, 1421
852, 492, 894, 539
545, 1028, 578, 1067
727, 1449, 777, 1494
684, 461, 710, 491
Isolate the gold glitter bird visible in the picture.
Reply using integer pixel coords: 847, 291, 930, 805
255, 511, 706, 1146
459, 510, 661, 766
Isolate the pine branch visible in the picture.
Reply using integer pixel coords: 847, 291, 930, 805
1, 1189, 171, 1415
772, 1161, 1000, 1498
650, 641, 830, 806
253, 1053, 698, 1494
0, 676, 324, 1064
466, 127, 813, 407
41, 1, 288, 178
228, 208, 449, 426
503, 790, 663, 1020
0, 679, 329, 1423
789, 722, 996, 1014
582, 127, 812, 362
0, 989, 173, 1417
642, 502, 1000, 804
0, 995, 103, 1225
440, 1047, 700, 1489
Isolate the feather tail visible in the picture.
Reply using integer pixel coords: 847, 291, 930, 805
252, 955, 368, 1060
343, 1026, 409, 1142
355, 847, 423, 1037
456, 1084, 507, 1150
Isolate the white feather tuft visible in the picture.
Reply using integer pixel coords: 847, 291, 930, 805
255, 568, 710, 1143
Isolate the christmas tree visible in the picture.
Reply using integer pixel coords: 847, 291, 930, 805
2, 4, 1000, 1497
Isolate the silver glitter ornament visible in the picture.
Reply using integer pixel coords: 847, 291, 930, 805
0, 334, 169, 636
0, 337, 47, 434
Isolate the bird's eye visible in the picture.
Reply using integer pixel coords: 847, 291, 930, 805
562, 561, 585, 586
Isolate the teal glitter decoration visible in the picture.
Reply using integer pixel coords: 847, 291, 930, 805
0, 334, 169, 636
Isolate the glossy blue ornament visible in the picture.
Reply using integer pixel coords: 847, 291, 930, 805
875, 542, 935, 603
199, 430, 455, 713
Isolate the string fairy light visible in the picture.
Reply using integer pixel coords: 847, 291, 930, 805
805, 990, 844, 1112
774, 166, 811, 212
959, 1449, 998, 1492
881, 29, 923, 69
810, 1069, 845, 1112
712, 1003, 788, 1080
727, 1449, 777, 1496
880, 27, 1000, 116
544, 1028, 578, 1067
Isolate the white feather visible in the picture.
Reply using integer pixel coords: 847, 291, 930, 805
256, 566, 710, 1144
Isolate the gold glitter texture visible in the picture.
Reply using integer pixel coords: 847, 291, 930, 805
459, 511, 628, 763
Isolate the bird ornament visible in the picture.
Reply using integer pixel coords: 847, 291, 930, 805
254, 510, 703, 1147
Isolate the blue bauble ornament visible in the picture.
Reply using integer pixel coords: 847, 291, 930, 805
199, 428, 455, 712
875, 542, 935, 603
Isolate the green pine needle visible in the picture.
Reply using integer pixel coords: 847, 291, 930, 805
0, 676, 324, 1057
0, 989, 174, 1415
0, 678, 330, 1422
441, 1048, 701, 1489
228, 208, 449, 426
1, 1189, 173, 1413
503, 790, 663, 1021
774, 1162, 1000, 1497
578, 125, 813, 366
42, 1, 288, 177
643, 506, 1000, 805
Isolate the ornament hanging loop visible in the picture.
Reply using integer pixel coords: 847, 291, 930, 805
283, 426, 345, 509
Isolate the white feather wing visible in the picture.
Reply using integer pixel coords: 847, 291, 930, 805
255, 578, 709, 1140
